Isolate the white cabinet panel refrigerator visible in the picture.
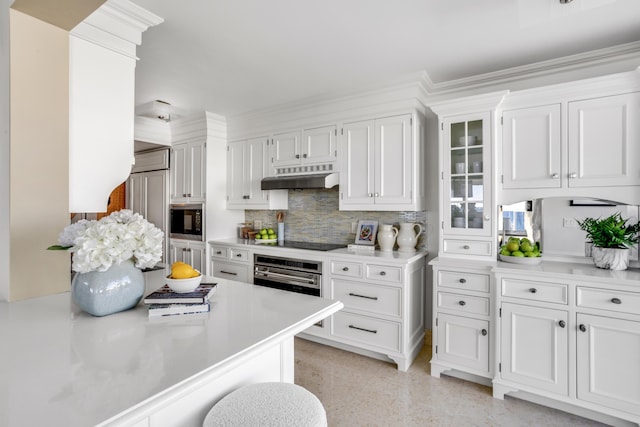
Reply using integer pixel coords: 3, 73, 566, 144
127, 149, 170, 263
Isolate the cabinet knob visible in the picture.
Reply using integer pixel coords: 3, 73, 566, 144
551, 173, 559, 179
579, 324, 587, 332
374, 192, 379, 197
458, 300, 466, 306
342, 267, 349, 271
302, 153, 307, 158
611, 297, 622, 304
379, 271, 386, 276
529, 288, 537, 293
558, 320, 566, 328
295, 154, 300, 159
368, 193, 373, 197
463, 245, 470, 250
459, 278, 467, 284
188, 193, 192, 197
569, 172, 577, 179
236, 253, 242, 257
481, 329, 488, 336
216, 251, 222, 255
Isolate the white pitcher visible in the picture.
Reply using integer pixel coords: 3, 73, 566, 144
377, 224, 398, 252
396, 222, 423, 253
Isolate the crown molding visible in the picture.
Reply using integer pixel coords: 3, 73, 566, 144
70, 0, 163, 59
423, 41, 640, 97
428, 91, 509, 117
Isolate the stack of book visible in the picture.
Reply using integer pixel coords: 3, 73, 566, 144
144, 282, 218, 317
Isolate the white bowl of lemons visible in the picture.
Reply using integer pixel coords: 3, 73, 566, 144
165, 262, 202, 293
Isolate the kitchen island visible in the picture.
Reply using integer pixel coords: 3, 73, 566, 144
0, 276, 343, 427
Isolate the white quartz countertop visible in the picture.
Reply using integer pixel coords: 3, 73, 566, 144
0, 276, 342, 427
209, 238, 428, 263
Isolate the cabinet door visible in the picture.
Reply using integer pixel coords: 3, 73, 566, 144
502, 104, 561, 189
245, 137, 270, 206
500, 302, 568, 396
374, 114, 412, 206
188, 242, 207, 274
226, 140, 247, 207
144, 170, 168, 232
302, 125, 337, 165
577, 314, 640, 416
568, 92, 640, 188
169, 239, 189, 265
170, 144, 187, 201
271, 131, 301, 168
443, 113, 492, 236
435, 313, 489, 373
186, 142, 206, 201
127, 173, 145, 216
339, 120, 375, 207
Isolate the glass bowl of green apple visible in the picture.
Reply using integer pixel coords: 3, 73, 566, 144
498, 237, 542, 264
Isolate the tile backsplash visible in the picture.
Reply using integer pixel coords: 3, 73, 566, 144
245, 188, 427, 249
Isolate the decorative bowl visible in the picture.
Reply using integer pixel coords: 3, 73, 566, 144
165, 272, 202, 293
458, 136, 477, 146
499, 254, 542, 265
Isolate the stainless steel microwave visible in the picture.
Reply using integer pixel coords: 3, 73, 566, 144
170, 204, 204, 241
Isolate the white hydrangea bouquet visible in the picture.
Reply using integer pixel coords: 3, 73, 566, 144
48, 209, 164, 273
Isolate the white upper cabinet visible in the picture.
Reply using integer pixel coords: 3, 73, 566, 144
567, 92, 640, 188
271, 126, 337, 172
170, 141, 206, 203
499, 71, 640, 205
227, 137, 287, 210
502, 104, 561, 190
340, 114, 417, 211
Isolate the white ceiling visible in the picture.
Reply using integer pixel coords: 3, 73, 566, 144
131, 0, 640, 117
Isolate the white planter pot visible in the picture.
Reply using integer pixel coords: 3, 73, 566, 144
591, 247, 630, 271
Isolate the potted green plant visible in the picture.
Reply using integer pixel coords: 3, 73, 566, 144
576, 212, 640, 270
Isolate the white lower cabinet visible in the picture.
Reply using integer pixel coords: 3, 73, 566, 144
430, 261, 493, 380
576, 315, 640, 417
169, 239, 206, 273
324, 255, 426, 372
493, 269, 640, 426
209, 243, 251, 283
499, 302, 569, 396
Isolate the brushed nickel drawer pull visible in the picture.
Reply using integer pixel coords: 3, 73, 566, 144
463, 245, 470, 249
558, 320, 566, 328
481, 329, 488, 336
236, 253, 242, 257
379, 271, 386, 276
342, 267, 349, 271
348, 292, 378, 301
579, 324, 587, 332
611, 297, 622, 304
348, 325, 377, 334
459, 278, 467, 283
459, 300, 466, 306
529, 288, 537, 293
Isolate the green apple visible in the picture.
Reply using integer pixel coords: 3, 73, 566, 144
511, 251, 525, 257
506, 241, 520, 252
255, 234, 262, 239
520, 241, 533, 252
267, 228, 275, 235
500, 248, 511, 256
260, 228, 268, 235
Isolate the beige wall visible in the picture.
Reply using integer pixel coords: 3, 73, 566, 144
8, 9, 70, 300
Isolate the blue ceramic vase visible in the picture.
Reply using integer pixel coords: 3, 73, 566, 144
71, 259, 145, 317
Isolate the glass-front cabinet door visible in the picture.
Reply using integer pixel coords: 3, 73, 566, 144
443, 113, 492, 236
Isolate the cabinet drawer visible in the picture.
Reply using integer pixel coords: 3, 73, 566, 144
210, 246, 229, 260
443, 239, 492, 256
332, 279, 401, 318
331, 260, 363, 278
501, 278, 568, 304
229, 248, 250, 262
366, 264, 402, 284
577, 287, 640, 316
212, 262, 249, 283
438, 270, 490, 293
332, 311, 400, 353
437, 292, 490, 316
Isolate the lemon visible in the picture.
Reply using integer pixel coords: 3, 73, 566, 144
171, 263, 200, 279
171, 261, 187, 270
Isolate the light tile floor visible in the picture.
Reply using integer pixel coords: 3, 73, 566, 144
294, 336, 608, 427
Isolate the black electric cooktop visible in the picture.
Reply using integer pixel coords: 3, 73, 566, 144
277, 240, 347, 251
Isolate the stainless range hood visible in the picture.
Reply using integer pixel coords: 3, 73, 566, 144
261, 173, 339, 190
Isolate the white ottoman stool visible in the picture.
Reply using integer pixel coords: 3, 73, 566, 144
203, 382, 327, 427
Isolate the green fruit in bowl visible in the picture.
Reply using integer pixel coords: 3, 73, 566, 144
520, 241, 533, 253
260, 228, 268, 235
255, 234, 262, 239
500, 248, 511, 256
511, 251, 525, 257
506, 241, 520, 252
